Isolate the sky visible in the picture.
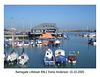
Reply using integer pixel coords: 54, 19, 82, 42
4, 5, 96, 30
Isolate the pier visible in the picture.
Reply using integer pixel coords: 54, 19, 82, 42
4, 35, 28, 38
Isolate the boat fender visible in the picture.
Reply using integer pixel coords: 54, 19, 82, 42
77, 51, 79, 54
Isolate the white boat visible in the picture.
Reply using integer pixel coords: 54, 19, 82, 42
4, 38, 9, 41
44, 49, 55, 65
17, 18, 29, 65
83, 34, 89, 37
17, 40, 23, 47
89, 33, 96, 38
30, 40, 35, 46
17, 48, 29, 65
88, 38, 96, 46
63, 34, 69, 39
54, 39, 60, 46
6, 17, 18, 63
8, 38, 13, 41
7, 49, 18, 62
35, 39, 42, 46
55, 49, 67, 63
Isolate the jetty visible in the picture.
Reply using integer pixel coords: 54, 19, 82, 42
4, 35, 28, 38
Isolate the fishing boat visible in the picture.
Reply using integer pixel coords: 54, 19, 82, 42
44, 49, 55, 65
68, 51, 76, 64
54, 39, 60, 46
24, 40, 30, 46
6, 49, 18, 63
55, 49, 67, 63
35, 39, 42, 46
17, 48, 29, 65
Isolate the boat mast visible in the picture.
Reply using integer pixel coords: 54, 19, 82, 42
11, 17, 14, 43
22, 17, 24, 47
11, 17, 14, 49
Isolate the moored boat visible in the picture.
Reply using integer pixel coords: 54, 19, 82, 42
54, 39, 60, 46
88, 38, 96, 46
6, 49, 18, 63
55, 49, 67, 63
30, 40, 35, 46
35, 39, 42, 46
44, 49, 55, 65
68, 51, 76, 64
24, 40, 30, 46
17, 40, 23, 47
63, 34, 69, 39
89, 33, 96, 38
17, 48, 29, 65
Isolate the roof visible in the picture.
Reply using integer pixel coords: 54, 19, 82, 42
32, 23, 57, 30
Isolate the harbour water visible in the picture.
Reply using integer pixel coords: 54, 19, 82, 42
4, 32, 96, 68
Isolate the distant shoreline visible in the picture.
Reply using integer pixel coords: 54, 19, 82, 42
59, 30, 96, 32
4, 29, 96, 32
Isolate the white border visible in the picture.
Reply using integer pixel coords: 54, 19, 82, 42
0, 0, 100, 77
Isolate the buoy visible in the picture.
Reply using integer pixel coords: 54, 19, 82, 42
77, 51, 79, 54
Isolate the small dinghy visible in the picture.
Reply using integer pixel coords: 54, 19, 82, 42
44, 49, 55, 65
17, 48, 29, 65
7, 49, 18, 63
55, 49, 67, 63
68, 51, 76, 64
63, 34, 69, 39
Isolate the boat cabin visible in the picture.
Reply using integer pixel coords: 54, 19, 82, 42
45, 49, 53, 59
55, 49, 65, 57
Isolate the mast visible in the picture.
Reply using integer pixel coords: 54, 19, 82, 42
11, 17, 14, 42
22, 17, 24, 47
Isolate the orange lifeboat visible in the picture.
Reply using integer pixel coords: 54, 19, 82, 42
39, 32, 53, 39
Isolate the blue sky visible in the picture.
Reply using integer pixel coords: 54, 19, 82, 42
4, 5, 96, 30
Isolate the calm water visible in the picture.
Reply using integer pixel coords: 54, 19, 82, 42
4, 32, 96, 68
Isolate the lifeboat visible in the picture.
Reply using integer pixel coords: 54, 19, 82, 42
39, 32, 53, 39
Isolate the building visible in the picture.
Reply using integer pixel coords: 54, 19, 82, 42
30, 23, 58, 37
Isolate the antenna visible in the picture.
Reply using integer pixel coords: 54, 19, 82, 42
30, 20, 32, 32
